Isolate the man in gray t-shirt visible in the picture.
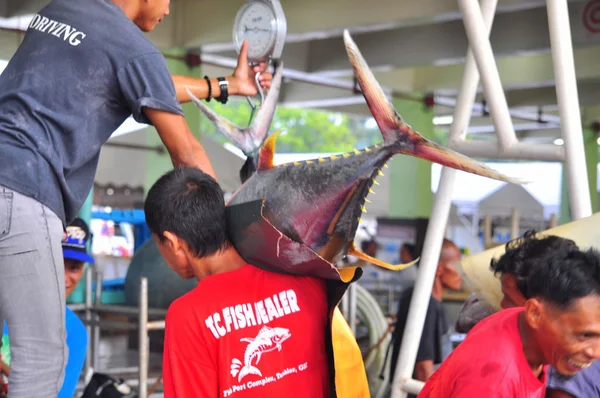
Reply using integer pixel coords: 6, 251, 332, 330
0, 1, 272, 396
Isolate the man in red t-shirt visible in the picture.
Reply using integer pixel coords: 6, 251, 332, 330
144, 167, 331, 398
418, 242, 600, 398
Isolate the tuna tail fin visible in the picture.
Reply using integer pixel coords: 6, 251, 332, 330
342, 30, 524, 185
237, 365, 262, 382
186, 63, 284, 157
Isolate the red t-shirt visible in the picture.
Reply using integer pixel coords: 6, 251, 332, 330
418, 307, 547, 398
162, 264, 331, 398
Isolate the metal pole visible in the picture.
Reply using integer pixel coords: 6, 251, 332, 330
457, 0, 517, 150
391, 168, 458, 398
546, 0, 592, 220
390, 0, 498, 396
450, 140, 564, 162
138, 277, 148, 398
511, 208, 519, 239
93, 268, 103, 371
200, 53, 560, 126
84, 266, 93, 374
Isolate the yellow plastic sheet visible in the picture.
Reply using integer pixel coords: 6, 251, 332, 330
332, 307, 371, 398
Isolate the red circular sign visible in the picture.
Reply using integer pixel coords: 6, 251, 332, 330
583, 0, 600, 33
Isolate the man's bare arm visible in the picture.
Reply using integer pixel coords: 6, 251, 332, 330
144, 107, 216, 179
172, 41, 271, 104
414, 360, 435, 382
172, 75, 238, 104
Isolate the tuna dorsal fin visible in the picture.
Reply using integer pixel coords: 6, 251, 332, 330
257, 130, 283, 171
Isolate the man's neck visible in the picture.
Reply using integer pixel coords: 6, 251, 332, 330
110, 0, 137, 21
191, 247, 247, 281
517, 312, 546, 378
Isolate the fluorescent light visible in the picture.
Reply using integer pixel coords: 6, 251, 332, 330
433, 115, 453, 125
553, 138, 564, 146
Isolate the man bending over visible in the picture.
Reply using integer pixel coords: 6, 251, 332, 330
144, 167, 331, 398
418, 240, 600, 397
455, 231, 600, 398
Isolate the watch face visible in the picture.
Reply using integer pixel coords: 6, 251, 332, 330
234, 1, 278, 61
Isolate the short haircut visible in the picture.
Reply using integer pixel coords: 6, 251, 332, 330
527, 247, 600, 309
401, 243, 416, 259
490, 230, 579, 297
144, 167, 232, 258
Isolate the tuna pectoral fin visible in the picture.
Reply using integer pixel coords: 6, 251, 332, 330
186, 88, 250, 153
407, 139, 525, 184
347, 242, 419, 271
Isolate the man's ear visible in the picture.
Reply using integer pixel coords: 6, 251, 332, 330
163, 231, 182, 252
524, 298, 544, 330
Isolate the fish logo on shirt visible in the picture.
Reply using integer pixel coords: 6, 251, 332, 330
230, 326, 291, 382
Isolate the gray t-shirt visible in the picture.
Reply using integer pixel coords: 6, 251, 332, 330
0, 0, 183, 225
547, 361, 600, 397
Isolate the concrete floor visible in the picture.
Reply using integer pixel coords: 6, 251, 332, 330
74, 331, 165, 397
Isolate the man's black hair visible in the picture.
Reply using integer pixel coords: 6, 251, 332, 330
144, 167, 232, 258
401, 243, 416, 259
489, 229, 579, 296
527, 247, 600, 309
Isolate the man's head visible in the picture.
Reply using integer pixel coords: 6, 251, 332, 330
490, 230, 579, 309
436, 239, 463, 290
114, 0, 171, 32
144, 167, 232, 279
360, 239, 378, 257
522, 247, 600, 376
400, 243, 416, 265
61, 218, 95, 298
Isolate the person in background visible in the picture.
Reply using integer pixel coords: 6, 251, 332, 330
388, 239, 463, 395
418, 234, 600, 397
1, 218, 92, 398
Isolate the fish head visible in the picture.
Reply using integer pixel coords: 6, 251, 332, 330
271, 327, 291, 347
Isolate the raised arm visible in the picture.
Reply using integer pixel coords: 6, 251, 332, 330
172, 40, 272, 104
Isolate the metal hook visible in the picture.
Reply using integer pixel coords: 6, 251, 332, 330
245, 71, 265, 109
245, 65, 268, 126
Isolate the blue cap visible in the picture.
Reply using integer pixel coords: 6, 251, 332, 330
62, 218, 95, 264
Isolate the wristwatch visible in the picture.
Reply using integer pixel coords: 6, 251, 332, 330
216, 77, 229, 104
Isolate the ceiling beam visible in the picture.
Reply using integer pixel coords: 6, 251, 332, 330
179, 0, 559, 48
374, 45, 600, 93
305, 1, 596, 73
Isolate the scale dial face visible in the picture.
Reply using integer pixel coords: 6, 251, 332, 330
233, 1, 278, 62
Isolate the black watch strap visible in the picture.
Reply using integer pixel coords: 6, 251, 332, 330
216, 77, 229, 104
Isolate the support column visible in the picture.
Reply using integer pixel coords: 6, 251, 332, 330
387, 98, 435, 219
144, 49, 202, 194
559, 126, 598, 224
